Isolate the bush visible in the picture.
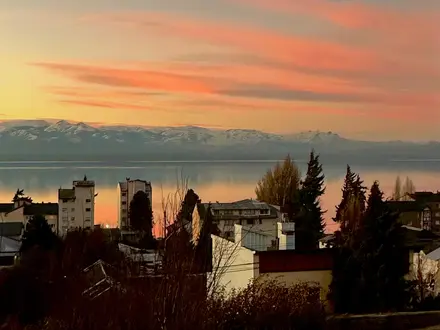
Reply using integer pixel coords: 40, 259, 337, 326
1, 228, 325, 330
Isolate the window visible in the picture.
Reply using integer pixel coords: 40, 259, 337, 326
246, 219, 254, 225
122, 216, 126, 221
422, 208, 432, 231
71, 208, 75, 212
213, 210, 220, 215
85, 218, 91, 222
85, 208, 91, 212
436, 221, 440, 225
86, 199, 91, 203
62, 208, 67, 212
122, 209, 127, 214
122, 201, 127, 205
71, 217, 75, 221
224, 220, 234, 226
62, 216, 68, 221
222, 210, 233, 215
122, 192, 127, 197
435, 212, 440, 217
260, 209, 269, 215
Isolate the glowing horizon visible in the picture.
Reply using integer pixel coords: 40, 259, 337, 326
1, 0, 439, 141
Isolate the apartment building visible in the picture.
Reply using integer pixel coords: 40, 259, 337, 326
195, 199, 283, 240
117, 179, 152, 229
58, 177, 96, 235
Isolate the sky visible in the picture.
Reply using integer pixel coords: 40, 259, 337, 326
1, 0, 439, 141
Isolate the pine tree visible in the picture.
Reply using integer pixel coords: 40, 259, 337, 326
20, 215, 59, 253
129, 191, 154, 235
359, 181, 409, 312
295, 150, 326, 250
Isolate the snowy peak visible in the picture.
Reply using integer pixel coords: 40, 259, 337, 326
286, 130, 342, 143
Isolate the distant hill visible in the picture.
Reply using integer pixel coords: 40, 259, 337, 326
0, 120, 438, 163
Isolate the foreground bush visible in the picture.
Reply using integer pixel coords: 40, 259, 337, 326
18, 276, 324, 330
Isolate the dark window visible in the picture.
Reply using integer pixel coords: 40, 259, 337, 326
122, 201, 127, 205
122, 193, 127, 197
85, 208, 91, 212
246, 219, 254, 225
86, 199, 91, 203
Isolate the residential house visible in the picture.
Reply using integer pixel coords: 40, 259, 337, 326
0, 198, 58, 234
387, 192, 440, 232
196, 199, 283, 240
0, 236, 21, 267
118, 179, 152, 230
58, 177, 96, 235
210, 233, 333, 307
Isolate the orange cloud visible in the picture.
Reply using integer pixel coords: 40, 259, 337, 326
86, 11, 383, 74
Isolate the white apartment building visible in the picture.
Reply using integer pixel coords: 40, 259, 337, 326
117, 179, 152, 230
58, 177, 96, 235
195, 199, 283, 240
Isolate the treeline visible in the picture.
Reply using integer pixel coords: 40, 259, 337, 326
255, 153, 429, 313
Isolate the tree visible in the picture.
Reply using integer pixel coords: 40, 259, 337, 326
295, 150, 326, 250
402, 176, 416, 200
331, 181, 410, 313
392, 176, 402, 200
255, 155, 300, 214
20, 215, 59, 253
360, 181, 409, 312
333, 166, 366, 235
129, 190, 154, 236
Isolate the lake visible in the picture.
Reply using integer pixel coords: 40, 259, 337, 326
0, 160, 439, 233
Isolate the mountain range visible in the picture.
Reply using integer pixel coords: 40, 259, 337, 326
0, 120, 438, 163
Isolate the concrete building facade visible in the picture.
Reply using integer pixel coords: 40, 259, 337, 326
58, 177, 96, 235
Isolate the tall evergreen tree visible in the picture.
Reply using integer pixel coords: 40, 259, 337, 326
359, 181, 409, 312
129, 191, 154, 236
295, 150, 326, 250
331, 181, 410, 313
20, 215, 59, 253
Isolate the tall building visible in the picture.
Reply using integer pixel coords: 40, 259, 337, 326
118, 179, 152, 230
58, 176, 96, 235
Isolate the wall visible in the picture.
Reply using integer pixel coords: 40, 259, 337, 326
209, 234, 256, 294
2, 207, 24, 222
256, 269, 332, 303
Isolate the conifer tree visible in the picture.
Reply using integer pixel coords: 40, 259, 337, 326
129, 191, 154, 235
359, 181, 409, 312
295, 150, 326, 250
20, 215, 59, 253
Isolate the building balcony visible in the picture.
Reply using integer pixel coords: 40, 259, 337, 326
212, 214, 277, 220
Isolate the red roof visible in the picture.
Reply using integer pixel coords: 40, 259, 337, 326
257, 249, 333, 273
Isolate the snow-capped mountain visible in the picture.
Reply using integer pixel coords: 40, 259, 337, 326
0, 120, 437, 161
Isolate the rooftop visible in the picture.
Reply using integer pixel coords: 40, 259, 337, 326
24, 203, 58, 216
203, 199, 271, 211
386, 200, 425, 212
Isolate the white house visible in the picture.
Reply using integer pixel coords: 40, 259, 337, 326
117, 179, 152, 229
58, 177, 96, 235
0, 198, 58, 234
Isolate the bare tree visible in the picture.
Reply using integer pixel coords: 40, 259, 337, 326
392, 176, 402, 200
255, 155, 300, 207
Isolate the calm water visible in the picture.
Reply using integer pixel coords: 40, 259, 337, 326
0, 160, 439, 233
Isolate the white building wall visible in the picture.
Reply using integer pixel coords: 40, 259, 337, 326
209, 234, 256, 294
58, 181, 95, 235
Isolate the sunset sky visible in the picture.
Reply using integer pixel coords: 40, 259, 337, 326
1, 0, 439, 141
